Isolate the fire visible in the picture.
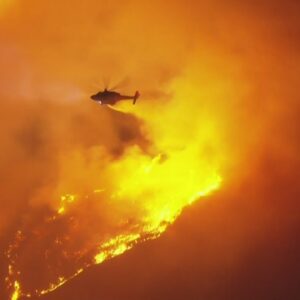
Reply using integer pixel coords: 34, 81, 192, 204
5, 54, 223, 299
94, 233, 141, 264
57, 194, 77, 215
5, 69, 223, 297
1, 0, 299, 299
6, 143, 221, 298
11, 281, 20, 300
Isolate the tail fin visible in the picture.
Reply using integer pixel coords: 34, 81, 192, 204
133, 91, 140, 105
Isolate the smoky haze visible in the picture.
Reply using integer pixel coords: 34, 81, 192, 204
1, 0, 300, 299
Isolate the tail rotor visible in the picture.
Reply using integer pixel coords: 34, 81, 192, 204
133, 91, 140, 105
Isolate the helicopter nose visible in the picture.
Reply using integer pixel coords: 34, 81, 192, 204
90, 94, 97, 100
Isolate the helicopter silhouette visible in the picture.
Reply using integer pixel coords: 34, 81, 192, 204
91, 88, 140, 105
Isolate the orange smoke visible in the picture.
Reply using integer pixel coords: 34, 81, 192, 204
5, 123, 221, 297
1, 0, 299, 300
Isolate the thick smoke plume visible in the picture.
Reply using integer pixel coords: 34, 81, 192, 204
0, 0, 299, 299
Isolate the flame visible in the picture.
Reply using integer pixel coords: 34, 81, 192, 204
94, 233, 141, 264
5, 59, 223, 299
6, 144, 221, 298
11, 281, 20, 300
5, 73, 223, 296
57, 194, 77, 215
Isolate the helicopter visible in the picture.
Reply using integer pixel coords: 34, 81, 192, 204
91, 88, 140, 105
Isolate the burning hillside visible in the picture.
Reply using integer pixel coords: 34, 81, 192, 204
1, 1, 299, 300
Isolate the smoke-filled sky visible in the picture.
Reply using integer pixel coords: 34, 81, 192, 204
0, 0, 299, 299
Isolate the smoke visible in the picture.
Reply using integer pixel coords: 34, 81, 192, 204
0, 0, 299, 299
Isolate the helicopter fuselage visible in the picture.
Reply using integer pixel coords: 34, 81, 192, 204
91, 90, 139, 105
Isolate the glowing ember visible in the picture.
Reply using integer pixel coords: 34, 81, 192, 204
11, 281, 20, 300
57, 194, 77, 215
4, 33, 222, 296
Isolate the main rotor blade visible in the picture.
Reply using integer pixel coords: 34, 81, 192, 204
103, 76, 111, 90
110, 77, 130, 91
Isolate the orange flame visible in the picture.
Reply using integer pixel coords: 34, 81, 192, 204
7, 145, 221, 298
6, 65, 223, 299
